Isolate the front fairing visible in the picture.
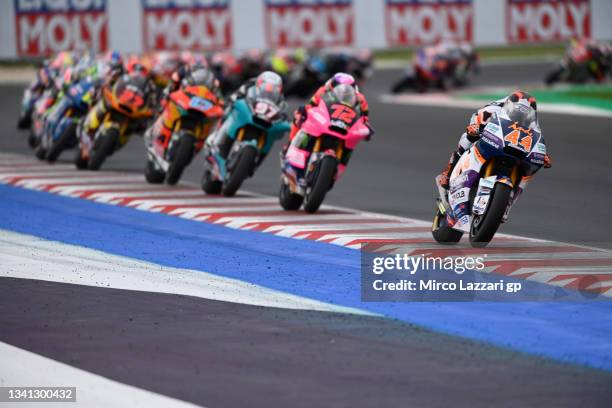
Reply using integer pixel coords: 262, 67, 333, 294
225, 98, 289, 154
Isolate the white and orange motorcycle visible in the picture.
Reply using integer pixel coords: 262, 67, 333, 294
432, 112, 547, 247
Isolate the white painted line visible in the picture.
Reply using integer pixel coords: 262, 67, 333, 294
0, 341, 201, 408
380, 93, 612, 119
0, 229, 369, 316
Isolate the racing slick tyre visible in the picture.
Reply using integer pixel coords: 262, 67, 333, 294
431, 201, 463, 244
222, 145, 257, 197
46, 122, 77, 163
279, 182, 303, 211
469, 183, 512, 247
27, 133, 37, 149
18, 114, 32, 130
201, 169, 222, 194
74, 150, 88, 170
166, 134, 195, 185
88, 128, 118, 170
145, 160, 165, 184
34, 145, 47, 160
303, 156, 335, 214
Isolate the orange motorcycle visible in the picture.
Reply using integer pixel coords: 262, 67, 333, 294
76, 73, 154, 170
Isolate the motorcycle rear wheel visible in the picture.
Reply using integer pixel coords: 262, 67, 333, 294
431, 202, 463, 244
303, 156, 336, 214
201, 169, 222, 194
145, 159, 165, 184
469, 183, 512, 247
279, 181, 303, 211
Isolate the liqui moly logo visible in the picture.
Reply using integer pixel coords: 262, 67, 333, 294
385, 0, 473, 46
265, 0, 354, 48
142, 0, 232, 51
507, 0, 591, 43
15, 0, 108, 56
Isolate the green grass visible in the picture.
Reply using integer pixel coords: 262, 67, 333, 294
374, 43, 566, 62
460, 84, 612, 112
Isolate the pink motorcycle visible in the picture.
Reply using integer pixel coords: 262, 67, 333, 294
279, 94, 371, 213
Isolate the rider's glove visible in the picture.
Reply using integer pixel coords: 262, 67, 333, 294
466, 124, 479, 139
544, 154, 552, 168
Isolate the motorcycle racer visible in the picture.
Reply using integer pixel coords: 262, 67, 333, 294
147, 67, 223, 154
210, 71, 287, 160
288, 72, 372, 144
437, 91, 552, 192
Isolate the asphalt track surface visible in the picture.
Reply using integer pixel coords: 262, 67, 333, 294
3, 278, 612, 408
2, 62, 612, 407
1, 61, 610, 247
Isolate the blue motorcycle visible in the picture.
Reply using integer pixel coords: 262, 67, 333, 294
39, 76, 97, 163
201, 95, 290, 196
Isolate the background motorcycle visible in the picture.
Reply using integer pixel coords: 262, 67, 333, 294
202, 95, 290, 196
145, 85, 223, 185
545, 42, 607, 85
29, 88, 58, 154
76, 75, 153, 170
39, 76, 97, 163
432, 113, 546, 247
280, 94, 370, 213
391, 45, 478, 93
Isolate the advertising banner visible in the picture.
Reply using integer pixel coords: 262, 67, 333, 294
142, 0, 232, 51
14, 0, 108, 57
507, 0, 591, 43
385, 0, 473, 47
265, 0, 354, 48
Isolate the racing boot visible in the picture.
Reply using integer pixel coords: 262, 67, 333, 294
437, 150, 461, 190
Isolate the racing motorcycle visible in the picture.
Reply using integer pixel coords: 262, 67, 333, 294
391, 45, 478, 94
38, 76, 97, 163
201, 94, 290, 196
432, 113, 546, 247
279, 94, 370, 213
30, 88, 59, 154
545, 41, 607, 85
144, 84, 223, 185
75, 74, 153, 170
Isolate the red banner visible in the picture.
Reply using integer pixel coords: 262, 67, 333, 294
142, 0, 232, 51
385, 0, 473, 47
265, 0, 354, 48
15, 0, 108, 57
506, 0, 591, 43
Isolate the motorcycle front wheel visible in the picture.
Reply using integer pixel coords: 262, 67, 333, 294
469, 183, 512, 247
303, 156, 336, 214
46, 121, 77, 163
166, 133, 195, 185
222, 145, 257, 197
88, 128, 119, 170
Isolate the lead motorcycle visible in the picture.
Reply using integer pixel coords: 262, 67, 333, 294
432, 112, 547, 247
279, 93, 371, 213
201, 92, 290, 196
